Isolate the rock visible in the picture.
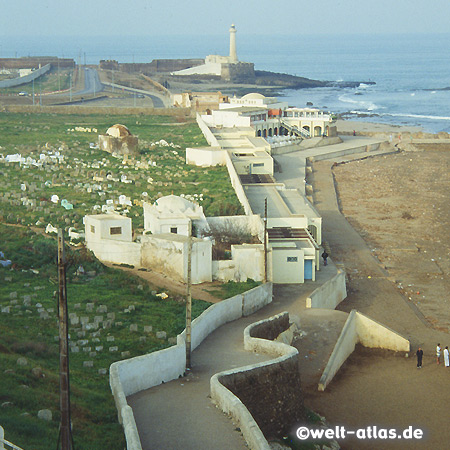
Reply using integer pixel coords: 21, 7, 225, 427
31, 367, 43, 378
156, 331, 167, 340
38, 409, 52, 421
17, 357, 28, 366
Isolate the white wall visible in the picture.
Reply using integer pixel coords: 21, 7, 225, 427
355, 312, 411, 352
196, 114, 220, 147
186, 147, 227, 167
271, 247, 304, 284
267, 216, 308, 229
84, 215, 133, 242
110, 283, 273, 450
318, 310, 358, 391
224, 151, 253, 215
87, 240, 141, 267
318, 310, 410, 391
141, 235, 212, 284
306, 270, 347, 309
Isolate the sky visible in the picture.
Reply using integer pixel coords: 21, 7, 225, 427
1, 0, 450, 36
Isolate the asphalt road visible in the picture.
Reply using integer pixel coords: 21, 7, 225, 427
77, 67, 104, 96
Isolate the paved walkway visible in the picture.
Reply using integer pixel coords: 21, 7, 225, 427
126, 138, 404, 450
128, 263, 340, 450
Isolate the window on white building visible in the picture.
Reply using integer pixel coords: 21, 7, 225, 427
110, 227, 122, 235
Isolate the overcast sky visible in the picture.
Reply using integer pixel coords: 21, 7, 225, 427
2, 0, 450, 36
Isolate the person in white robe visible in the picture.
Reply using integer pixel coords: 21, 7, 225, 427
444, 346, 449, 367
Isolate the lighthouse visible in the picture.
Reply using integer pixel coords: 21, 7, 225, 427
229, 24, 238, 63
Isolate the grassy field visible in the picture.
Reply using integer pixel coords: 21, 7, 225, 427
0, 223, 214, 449
0, 112, 243, 233
0, 111, 254, 448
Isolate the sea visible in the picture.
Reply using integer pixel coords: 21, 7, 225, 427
2, 33, 450, 133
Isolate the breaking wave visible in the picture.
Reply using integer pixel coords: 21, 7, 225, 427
338, 94, 379, 111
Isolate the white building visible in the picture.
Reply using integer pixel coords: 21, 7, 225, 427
143, 194, 209, 236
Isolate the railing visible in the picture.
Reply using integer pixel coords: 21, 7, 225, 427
0, 426, 24, 450
280, 120, 311, 139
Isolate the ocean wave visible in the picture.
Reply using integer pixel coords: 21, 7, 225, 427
383, 112, 450, 121
338, 94, 379, 111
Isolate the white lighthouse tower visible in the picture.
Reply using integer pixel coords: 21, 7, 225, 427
229, 24, 238, 63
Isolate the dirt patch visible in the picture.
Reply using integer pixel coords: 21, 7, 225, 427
332, 149, 450, 331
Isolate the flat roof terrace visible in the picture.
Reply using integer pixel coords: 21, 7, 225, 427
244, 184, 293, 218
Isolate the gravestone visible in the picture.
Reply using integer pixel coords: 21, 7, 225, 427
156, 331, 167, 340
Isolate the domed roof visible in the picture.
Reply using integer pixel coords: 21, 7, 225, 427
106, 124, 132, 138
156, 195, 196, 213
241, 93, 266, 100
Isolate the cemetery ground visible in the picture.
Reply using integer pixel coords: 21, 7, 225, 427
0, 111, 243, 233
0, 223, 213, 449
0, 111, 248, 448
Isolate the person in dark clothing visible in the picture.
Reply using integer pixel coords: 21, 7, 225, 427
322, 251, 329, 266
416, 347, 423, 368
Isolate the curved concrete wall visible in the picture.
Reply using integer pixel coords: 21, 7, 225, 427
0, 64, 51, 88
110, 283, 272, 450
210, 312, 299, 450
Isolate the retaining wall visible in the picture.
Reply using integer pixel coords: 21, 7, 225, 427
196, 113, 220, 147
110, 283, 272, 450
318, 310, 410, 391
211, 312, 305, 449
306, 270, 347, 309
0, 64, 51, 88
224, 151, 253, 215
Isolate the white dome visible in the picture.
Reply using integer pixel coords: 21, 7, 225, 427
156, 195, 196, 213
106, 124, 132, 138
241, 93, 266, 100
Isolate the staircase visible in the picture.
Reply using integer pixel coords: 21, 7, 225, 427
280, 120, 311, 139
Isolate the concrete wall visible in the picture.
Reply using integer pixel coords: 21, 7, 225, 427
0, 63, 51, 88
110, 283, 272, 450
210, 312, 304, 449
225, 151, 253, 215
318, 310, 358, 392
186, 146, 227, 167
355, 311, 411, 351
196, 113, 220, 147
306, 270, 347, 309
87, 240, 141, 267
318, 310, 410, 391
141, 234, 212, 284
271, 247, 304, 284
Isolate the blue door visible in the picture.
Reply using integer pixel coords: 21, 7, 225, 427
304, 260, 313, 280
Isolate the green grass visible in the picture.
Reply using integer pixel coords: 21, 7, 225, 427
0, 223, 211, 449
204, 279, 261, 300
0, 112, 243, 232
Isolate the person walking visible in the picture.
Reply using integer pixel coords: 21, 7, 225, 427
437, 343, 441, 365
444, 346, 449, 368
322, 251, 329, 266
416, 347, 423, 368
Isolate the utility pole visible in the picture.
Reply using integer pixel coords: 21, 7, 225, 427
264, 197, 268, 283
185, 220, 192, 369
32, 78, 35, 106
69, 73, 72, 102
56, 230, 74, 450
